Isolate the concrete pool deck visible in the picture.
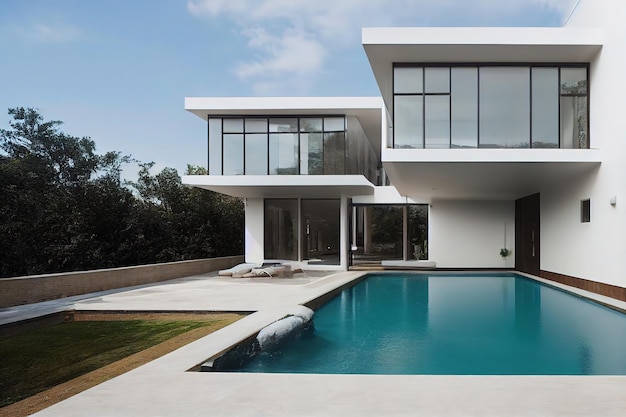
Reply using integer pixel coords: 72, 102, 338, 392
5, 270, 625, 417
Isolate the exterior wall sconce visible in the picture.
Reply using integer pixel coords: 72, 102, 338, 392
610, 196, 617, 206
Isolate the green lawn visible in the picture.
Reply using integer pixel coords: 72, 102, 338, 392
0, 319, 230, 407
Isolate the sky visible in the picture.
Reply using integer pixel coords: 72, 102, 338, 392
0, 0, 579, 179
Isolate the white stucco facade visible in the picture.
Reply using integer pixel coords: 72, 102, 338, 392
183, 0, 625, 294
429, 201, 515, 269
537, 0, 625, 288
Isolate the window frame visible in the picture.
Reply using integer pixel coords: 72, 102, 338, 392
207, 115, 348, 175
392, 63, 590, 150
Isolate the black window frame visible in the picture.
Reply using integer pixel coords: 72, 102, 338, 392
207, 115, 348, 176
392, 63, 590, 150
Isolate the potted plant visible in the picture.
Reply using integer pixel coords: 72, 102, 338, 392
500, 248, 511, 258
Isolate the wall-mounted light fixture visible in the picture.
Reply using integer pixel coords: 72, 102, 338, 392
610, 195, 617, 206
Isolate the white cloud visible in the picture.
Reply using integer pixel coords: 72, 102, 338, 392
234, 26, 326, 94
187, 0, 577, 95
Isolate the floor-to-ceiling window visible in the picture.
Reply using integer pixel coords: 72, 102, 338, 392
207, 115, 378, 180
222, 119, 244, 175
264, 198, 341, 265
371, 205, 404, 260
392, 64, 589, 149
451, 68, 478, 148
300, 118, 324, 175
245, 119, 269, 175
301, 199, 340, 265
264, 199, 298, 260
269, 118, 298, 175
560, 67, 588, 149
531, 67, 559, 148
479, 67, 530, 148
351, 204, 429, 264
408, 205, 429, 260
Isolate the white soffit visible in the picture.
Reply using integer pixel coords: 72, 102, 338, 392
362, 26, 604, 107
182, 175, 375, 199
382, 149, 602, 201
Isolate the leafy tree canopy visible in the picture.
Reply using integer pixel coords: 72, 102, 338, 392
0, 107, 243, 277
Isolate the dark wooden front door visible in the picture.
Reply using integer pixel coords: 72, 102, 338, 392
515, 193, 540, 276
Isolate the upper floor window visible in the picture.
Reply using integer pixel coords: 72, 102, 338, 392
207, 115, 377, 182
392, 64, 589, 149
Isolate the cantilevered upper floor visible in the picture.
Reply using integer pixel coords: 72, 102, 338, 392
182, 97, 384, 199
362, 26, 604, 201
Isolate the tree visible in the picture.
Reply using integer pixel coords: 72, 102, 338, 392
0, 108, 136, 275
0, 107, 244, 277
130, 163, 244, 262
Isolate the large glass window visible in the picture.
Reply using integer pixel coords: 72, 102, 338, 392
245, 133, 268, 175
408, 205, 429, 260
394, 96, 423, 148
351, 204, 429, 263
300, 132, 323, 175
322, 118, 346, 175
451, 68, 478, 148
560, 68, 588, 149
323, 132, 345, 174
479, 67, 530, 148
531, 68, 559, 148
221, 119, 244, 175
222, 134, 243, 175
425, 95, 450, 149
208, 119, 222, 175
300, 117, 323, 175
269, 133, 298, 175
264, 199, 298, 260
244, 119, 268, 175
264, 198, 341, 265
393, 64, 589, 149
370, 206, 404, 260
208, 115, 363, 176
301, 199, 340, 265
269, 118, 299, 175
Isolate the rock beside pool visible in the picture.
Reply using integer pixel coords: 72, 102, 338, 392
256, 306, 314, 350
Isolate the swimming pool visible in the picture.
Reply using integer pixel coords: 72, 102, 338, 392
236, 273, 626, 375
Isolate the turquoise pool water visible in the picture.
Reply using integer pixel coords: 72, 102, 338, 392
239, 273, 626, 375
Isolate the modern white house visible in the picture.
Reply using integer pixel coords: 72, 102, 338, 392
183, 0, 625, 301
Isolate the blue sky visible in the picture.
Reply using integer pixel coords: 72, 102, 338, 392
0, 0, 578, 178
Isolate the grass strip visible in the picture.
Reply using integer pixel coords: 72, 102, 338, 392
0, 316, 241, 408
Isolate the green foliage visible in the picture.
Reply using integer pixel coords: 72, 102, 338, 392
0, 107, 244, 277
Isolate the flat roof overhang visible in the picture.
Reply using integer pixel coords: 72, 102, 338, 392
182, 175, 376, 199
362, 27, 604, 109
185, 96, 384, 156
382, 148, 602, 201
